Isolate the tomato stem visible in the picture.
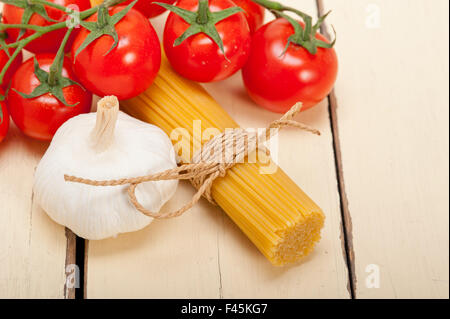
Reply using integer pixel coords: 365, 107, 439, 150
250, 0, 335, 55
0, 23, 47, 32
48, 28, 72, 86
196, 0, 209, 24
97, 6, 109, 27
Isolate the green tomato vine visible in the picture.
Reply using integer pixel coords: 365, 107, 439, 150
0, 0, 132, 105
0, 0, 335, 105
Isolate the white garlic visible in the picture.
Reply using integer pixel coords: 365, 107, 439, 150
34, 96, 178, 240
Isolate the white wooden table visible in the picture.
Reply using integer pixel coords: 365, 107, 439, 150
0, 0, 448, 299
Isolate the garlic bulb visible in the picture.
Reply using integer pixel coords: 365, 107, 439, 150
34, 96, 178, 240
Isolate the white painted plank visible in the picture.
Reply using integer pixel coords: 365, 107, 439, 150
0, 2, 72, 298
0, 124, 69, 298
204, 0, 348, 298
87, 0, 349, 298
207, 87, 350, 299
86, 183, 222, 298
86, 11, 222, 299
321, 0, 449, 298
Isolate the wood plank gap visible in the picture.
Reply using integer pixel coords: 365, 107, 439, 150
316, 0, 357, 299
326, 91, 356, 298
73, 237, 87, 299
83, 239, 89, 299
217, 214, 224, 299
64, 229, 77, 299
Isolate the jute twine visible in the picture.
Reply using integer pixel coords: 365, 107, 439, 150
64, 102, 320, 219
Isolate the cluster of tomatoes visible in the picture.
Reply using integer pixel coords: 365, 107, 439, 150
0, 0, 338, 144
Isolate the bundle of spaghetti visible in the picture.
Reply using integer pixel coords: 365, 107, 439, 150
120, 54, 325, 266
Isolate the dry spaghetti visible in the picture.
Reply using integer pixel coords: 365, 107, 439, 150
65, 52, 326, 266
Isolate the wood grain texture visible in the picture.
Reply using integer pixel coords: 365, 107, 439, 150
0, 5, 76, 295
320, 0, 449, 298
5, 0, 446, 299
86, 0, 350, 298
0, 124, 70, 298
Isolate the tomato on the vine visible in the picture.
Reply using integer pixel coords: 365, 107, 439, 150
8, 54, 92, 141
231, 0, 265, 33
121, 0, 176, 18
0, 88, 9, 143
242, 18, 338, 113
162, 0, 251, 82
2, 0, 91, 54
71, 6, 161, 100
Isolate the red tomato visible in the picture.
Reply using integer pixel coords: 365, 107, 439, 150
242, 19, 338, 113
163, 0, 251, 82
121, 0, 176, 18
8, 54, 92, 141
231, 0, 265, 33
2, 0, 91, 54
0, 88, 9, 143
71, 6, 161, 100
0, 41, 23, 89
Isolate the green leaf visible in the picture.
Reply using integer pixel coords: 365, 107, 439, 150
0, 33, 10, 58
1, 0, 57, 21
32, 57, 49, 83
14, 83, 51, 99
6, 0, 57, 40
154, 3, 197, 23
109, 0, 138, 25
302, 40, 317, 55
13, 57, 80, 107
210, 6, 243, 22
155, 1, 243, 57
59, 76, 81, 88
276, 10, 335, 56
202, 22, 225, 55
75, 1, 137, 59
173, 24, 202, 46
315, 38, 335, 49
31, 2, 57, 22
279, 37, 293, 57
102, 26, 119, 56
312, 10, 332, 36
276, 11, 304, 56
0, 102, 4, 124
75, 22, 104, 57
18, 7, 34, 40
302, 16, 313, 41
321, 25, 337, 48
49, 85, 78, 107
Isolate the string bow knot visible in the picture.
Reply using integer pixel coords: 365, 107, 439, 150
64, 102, 320, 219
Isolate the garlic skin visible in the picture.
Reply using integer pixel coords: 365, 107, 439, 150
34, 96, 178, 240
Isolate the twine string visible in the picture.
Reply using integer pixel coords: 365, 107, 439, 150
64, 102, 320, 219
